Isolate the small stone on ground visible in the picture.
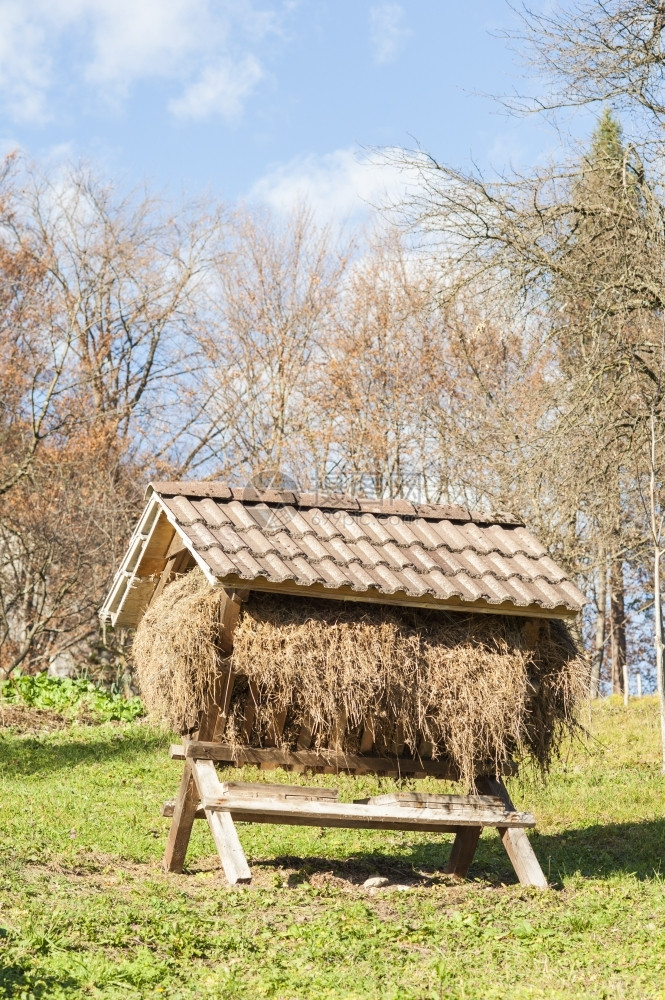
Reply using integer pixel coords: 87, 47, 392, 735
363, 876, 389, 888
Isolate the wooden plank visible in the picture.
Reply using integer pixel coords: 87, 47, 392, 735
363, 792, 504, 809
149, 531, 191, 608
372, 716, 399, 777
261, 704, 287, 770
190, 760, 252, 884
162, 780, 338, 818
391, 722, 405, 757
172, 742, 518, 779
219, 781, 338, 800
205, 809, 252, 885
189, 759, 252, 885
192, 759, 223, 809
211, 589, 244, 741
195, 791, 535, 829
522, 619, 542, 649
172, 742, 468, 779
331, 709, 347, 750
292, 712, 315, 771
445, 826, 482, 878
296, 713, 315, 750
265, 707, 288, 747
476, 776, 548, 889
219, 591, 243, 654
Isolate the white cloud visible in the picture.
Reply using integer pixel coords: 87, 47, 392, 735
0, 1, 52, 122
83, 0, 212, 89
249, 146, 421, 225
0, 0, 279, 123
369, 3, 410, 65
169, 56, 263, 121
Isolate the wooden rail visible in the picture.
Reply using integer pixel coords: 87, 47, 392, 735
170, 742, 518, 780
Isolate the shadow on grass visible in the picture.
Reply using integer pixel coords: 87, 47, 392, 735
529, 819, 665, 883
0, 726, 170, 777
250, 817, 665, 888
0, 961, 79, 998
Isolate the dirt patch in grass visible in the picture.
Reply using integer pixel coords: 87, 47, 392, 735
182, 851, 472, 894
0, 704, 104, 733
0, 705, 72, 733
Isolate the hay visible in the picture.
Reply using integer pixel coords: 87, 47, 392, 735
132, 569, 586, 785
132, 569, 226, 731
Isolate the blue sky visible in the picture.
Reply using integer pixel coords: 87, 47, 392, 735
0, 0, 577, 218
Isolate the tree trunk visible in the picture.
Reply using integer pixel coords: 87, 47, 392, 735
650, 411, 665, 774
609, 556, 626, 697
590, 551, 607, 698
655, 543, 665, 773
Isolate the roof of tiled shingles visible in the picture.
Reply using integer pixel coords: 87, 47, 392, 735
145, 482, 586, 616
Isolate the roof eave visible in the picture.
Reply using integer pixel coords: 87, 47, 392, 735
206, 573, 582, 620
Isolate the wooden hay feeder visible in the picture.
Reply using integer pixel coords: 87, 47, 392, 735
100, 482, 586, 889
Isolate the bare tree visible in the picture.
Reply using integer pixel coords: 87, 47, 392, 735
316, 228, 441, 498
0, 158, 221, 675
388, 89, 665, 697
647, 407, 665, 770
506, 1, 665, 127
191, 204, 348, 488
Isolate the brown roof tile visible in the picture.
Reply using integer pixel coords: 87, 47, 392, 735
191, 498, 233, 527
203, 547, 239, 577
136, 481, 587, 617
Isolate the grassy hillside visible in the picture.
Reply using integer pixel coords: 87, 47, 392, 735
0, 697, 663, 999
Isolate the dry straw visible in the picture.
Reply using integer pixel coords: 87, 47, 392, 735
132, 568, 586, 785
132, 569, 226, 733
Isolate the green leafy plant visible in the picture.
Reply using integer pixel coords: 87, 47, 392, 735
0, 672, 144, 722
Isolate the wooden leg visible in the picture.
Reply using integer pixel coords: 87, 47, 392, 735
205, 810, 252, 885
191, 758, 252, 885
163, 761, 199, 873
163, 697, 220, 874
476, 776, 548, 889
445, 825, 482, 878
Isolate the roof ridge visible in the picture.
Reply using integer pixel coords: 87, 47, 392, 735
147, 480, 524, 528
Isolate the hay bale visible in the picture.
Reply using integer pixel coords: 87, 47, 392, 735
132, 569, 226, 732
132, 569, 586, 785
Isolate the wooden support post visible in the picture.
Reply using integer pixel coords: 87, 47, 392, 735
241, 680, 259, 743
163, 590, 243, 873
359, 717, 375, 753
163, 758, 200, 873
444, 825, 482, 878
164, 693, 220, 872
213, 668, 236, 741
261, 706, 288, 770
205, 811, 252, 885
476, 776, 548, 889
151, 533, 194, 606
192, 760, 251, 885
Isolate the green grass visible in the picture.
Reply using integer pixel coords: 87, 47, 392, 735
0, 698, 663, 999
